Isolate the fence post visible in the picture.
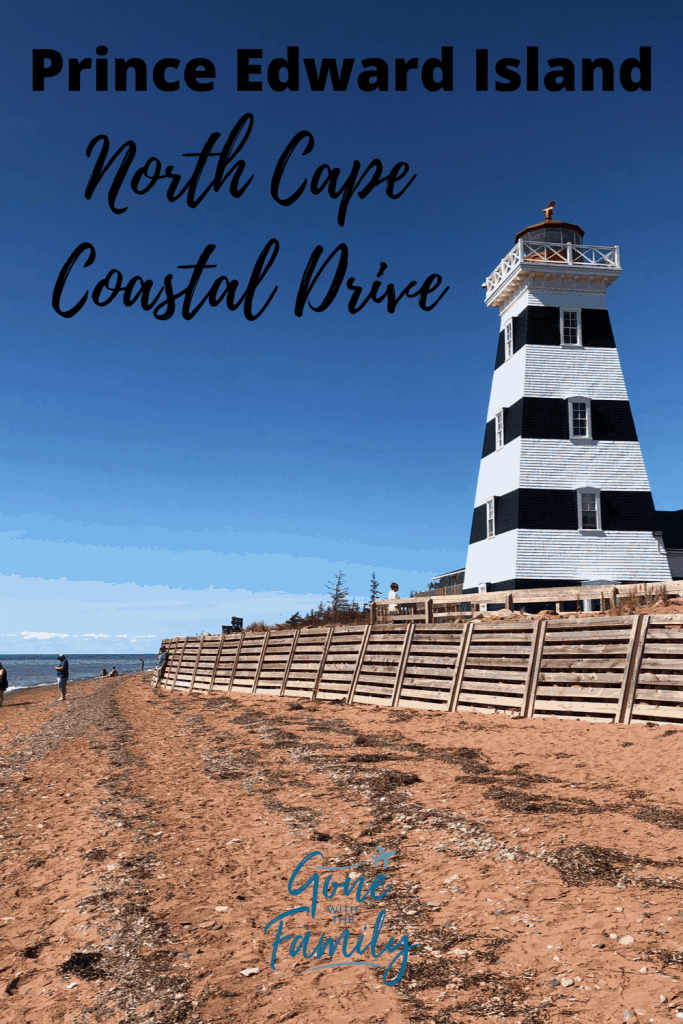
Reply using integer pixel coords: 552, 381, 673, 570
311, 627, 335, 700
227, 632, 245, 692
521, 619, 547, 718
390, 623, 415, 707
347, 624, 372, 706
169, 637, 189, 693
207, 634, 226, 695
505, 593, 513, 611
251, 632, 270, 694
447, 620, 474, 712
426, 597, 434, 624
370, 602, 377, 625
616, 614, 650, 725
278, 630, 300, 696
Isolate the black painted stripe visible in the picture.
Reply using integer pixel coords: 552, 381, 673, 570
469, 488, 656, 543
463, 577, 586, 594
481, 398, 638, 455
494, 306, 615, 368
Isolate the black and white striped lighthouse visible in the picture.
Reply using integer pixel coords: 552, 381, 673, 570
463, 203, 672, 593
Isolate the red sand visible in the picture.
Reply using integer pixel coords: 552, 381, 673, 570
1, 674, 683, 1023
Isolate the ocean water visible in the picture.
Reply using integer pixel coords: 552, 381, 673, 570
0, 654, 158, 693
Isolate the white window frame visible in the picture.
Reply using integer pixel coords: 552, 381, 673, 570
560, 307, 582, 347
577, 487, 601, 532
504, 320, 513, 360
568, 396, 592, 439
494, 409, 505, 450
486, 497, 496, 538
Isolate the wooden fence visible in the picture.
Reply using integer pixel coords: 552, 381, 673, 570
372, 580, 683, 623
155, 613, 683, 726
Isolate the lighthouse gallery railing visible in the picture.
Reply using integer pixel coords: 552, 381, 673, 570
483, 241, 621, 300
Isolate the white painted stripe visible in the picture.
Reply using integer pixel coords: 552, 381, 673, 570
486, 347, 528, 418
503, 285, 609, 320
523, 347, 628, 401
487, 346, 629, 416
473, 439, 650, 506
517, 439, 651, 493
473, 437, 522, 505
464, 530, 518, 590
465, 529, 672, 589
515, 529, 671, 582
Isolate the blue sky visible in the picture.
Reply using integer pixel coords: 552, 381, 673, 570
1, 0, 682, 651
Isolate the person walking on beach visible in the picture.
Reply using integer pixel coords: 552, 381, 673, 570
0, 663, 8, 707
139, 658, 144, 673
55, 655, 69, 702
153, 645, 168, 688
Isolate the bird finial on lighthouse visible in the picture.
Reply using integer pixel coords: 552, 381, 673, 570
543, 200, 556, 221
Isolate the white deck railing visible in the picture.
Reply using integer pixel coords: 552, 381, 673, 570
483, 241, 620, 300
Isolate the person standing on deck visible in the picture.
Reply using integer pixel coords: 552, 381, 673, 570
387, 582, 400, 615
55, 655, 69, 702
0, 663, 8, 706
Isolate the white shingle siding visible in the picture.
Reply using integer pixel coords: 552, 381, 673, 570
523, 347, 628, 402
515, 530, 671, 581
518, 440, 650, 493
487, 348, 628, 418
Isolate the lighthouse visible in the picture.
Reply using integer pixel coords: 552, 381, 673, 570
462, 203, 672, 594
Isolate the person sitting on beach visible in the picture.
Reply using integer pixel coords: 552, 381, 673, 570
0, 663, 8, 707
55, 655, 69, 702
109, 667, 119, 677
100, 668, 108, 676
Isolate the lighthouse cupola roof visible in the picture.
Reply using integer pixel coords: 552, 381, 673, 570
515, 201, 585, 245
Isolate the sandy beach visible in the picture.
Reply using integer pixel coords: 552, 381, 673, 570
1, 674, 683, 1023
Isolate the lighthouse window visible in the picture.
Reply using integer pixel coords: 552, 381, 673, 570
504, 321, 513, 360
486, 498, 496, 538
494, 409, 505, 449
572, 401, 587, 436
561, 308, 581, 346
578, 490, 601, 531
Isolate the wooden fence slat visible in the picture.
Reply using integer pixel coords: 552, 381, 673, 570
310, 627, 335, 700
522, 619, 546, 718
448, 621, 474, 712
391, 623, 416, 707
188, 636, 205, 695
347, 625, 372, 705
619, 615, 651, 725
227, 632, 245, 692
251, 632, 271, 693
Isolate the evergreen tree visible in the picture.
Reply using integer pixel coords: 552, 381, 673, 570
369, 572, 381, 603
326, 571, 350, 612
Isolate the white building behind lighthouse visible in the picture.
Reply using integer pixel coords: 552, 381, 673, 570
463, 203, 672, 594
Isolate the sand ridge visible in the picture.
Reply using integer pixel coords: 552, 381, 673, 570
1, 675, 683, 1023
